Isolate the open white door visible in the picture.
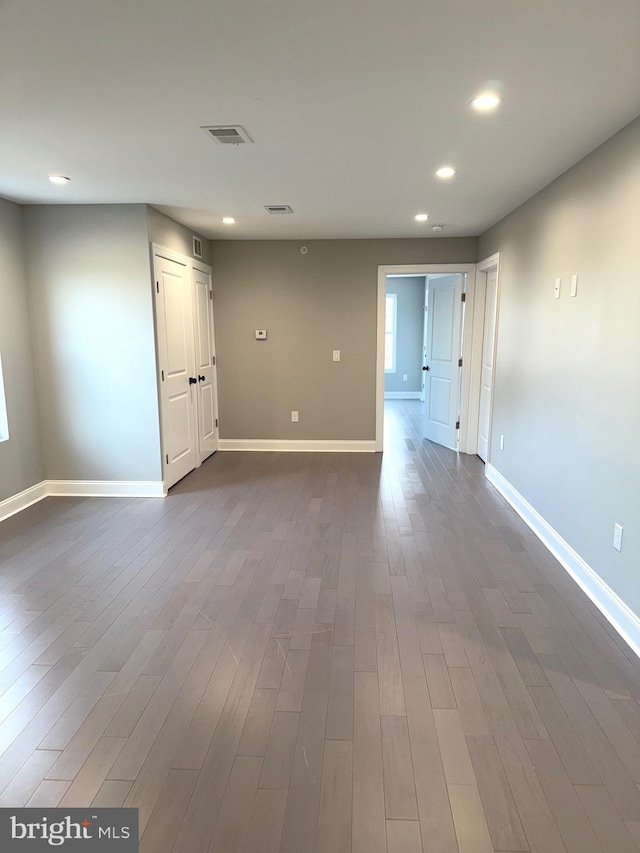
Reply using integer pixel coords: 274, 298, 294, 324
154, 250, 198, 488
192, 262, 219, 462
477, 267, 498, 461
423, 274, 464, 449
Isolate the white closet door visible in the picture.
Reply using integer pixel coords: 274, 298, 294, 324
154, 250, 197, 489
192, 263, 218, 462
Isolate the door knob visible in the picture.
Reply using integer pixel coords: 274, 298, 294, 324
198, 375, 205, 382
189, 376, 197, 385
422, 365, 430, 371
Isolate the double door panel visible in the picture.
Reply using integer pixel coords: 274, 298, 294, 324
154, 249, 218, 490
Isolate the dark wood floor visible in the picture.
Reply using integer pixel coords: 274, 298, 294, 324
2, 400, 640, 852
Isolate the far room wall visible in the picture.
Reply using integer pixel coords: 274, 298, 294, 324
209, 238, 477, 442
384, 276, 425, 396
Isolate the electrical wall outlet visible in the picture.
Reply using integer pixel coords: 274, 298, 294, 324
613, 522, 623, 552
255, 329, 267, 340
291, 410, 299, 423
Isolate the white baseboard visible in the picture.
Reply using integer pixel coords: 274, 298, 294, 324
47, 480, 166, 498
0, 481, 48, 523
384, 391, 422, 399
486, 463, 640, 659
219, 439, 377, 453
0, 479, 165, 523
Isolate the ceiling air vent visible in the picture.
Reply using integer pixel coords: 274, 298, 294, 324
264, 205, 294, 215
202, 125, 253, 145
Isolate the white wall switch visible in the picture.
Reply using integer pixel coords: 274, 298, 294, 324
554, 278, 561, 299
291, 410, 299, 423
255, 329, 267, 340
403, 374, 408, 381
500, 435, 505, 450
571, 274, 578, 297
332, 350, 340, 361
613, 522, 623, 552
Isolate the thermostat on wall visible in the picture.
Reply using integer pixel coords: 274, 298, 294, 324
255, 329, 267, 340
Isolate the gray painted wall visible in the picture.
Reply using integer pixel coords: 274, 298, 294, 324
23, 204, 162, 482
0, 198, 44, 500
147, 206, 211, 265
385, 276, 424, 393
211, 238, 477, 440
478, 116, 640, 614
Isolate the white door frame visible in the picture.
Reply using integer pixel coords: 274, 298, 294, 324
376, 264, 476, 451
464, 252, 501, 460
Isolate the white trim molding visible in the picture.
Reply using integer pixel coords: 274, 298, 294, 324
47, 480, 166, 498
487, 464, 640, 659
0, 479, 166, 522
384, 392, 422, 399
0, 481, 48, 523
219, 439, 377, 453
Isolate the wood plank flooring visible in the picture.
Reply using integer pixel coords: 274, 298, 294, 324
1, 399, 640, 852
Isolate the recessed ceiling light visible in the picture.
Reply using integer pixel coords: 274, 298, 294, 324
436, 166, 456, 179
222, 217, 236, 224
470, 93, 502, 112
48, 175, 70, 185
415, 213, 429, 222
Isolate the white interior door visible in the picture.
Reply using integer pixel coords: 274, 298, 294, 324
192, 263, 219, 462
154, 250, 198, 489
421, 281, 429, 402
477, 267, 498, 462
423, 274, 464, 449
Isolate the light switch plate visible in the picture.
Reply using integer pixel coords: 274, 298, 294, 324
571, 274, 578, 297
613, 522, 623, 552
332, 350, 341, 362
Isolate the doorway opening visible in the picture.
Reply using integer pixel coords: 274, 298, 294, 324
376, 264, 476, 453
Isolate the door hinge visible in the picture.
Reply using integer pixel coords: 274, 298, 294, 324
458, 357, 463, 367
455, 420, 460, 430
461, 292, 466, 302
165, 453, 169, 464
161, 369, 165, 381
212, 355, 216, 365
215, 418, 218, 428
209, 290, 213, 300
156, 281, 159, 293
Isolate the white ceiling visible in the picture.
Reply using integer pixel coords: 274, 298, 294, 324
2, 0, 639, 240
